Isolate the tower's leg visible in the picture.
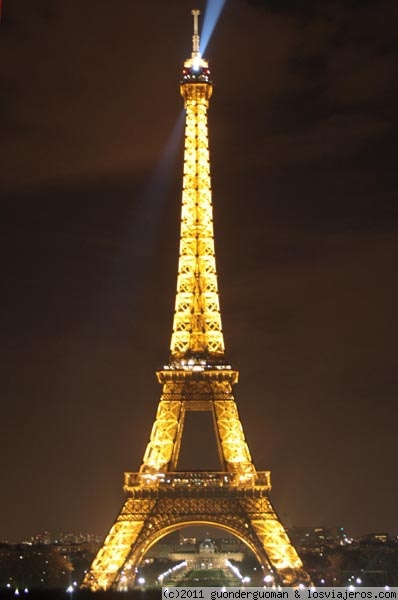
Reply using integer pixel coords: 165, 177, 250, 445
140, 400, 182, 473
81, 497, 155, 591
241, 496, 311, 585
214, 399, 256, 476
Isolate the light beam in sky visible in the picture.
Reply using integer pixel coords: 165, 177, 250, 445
200, 0, 226, 56
118, 109, 185, 283
94, 111, 185, 325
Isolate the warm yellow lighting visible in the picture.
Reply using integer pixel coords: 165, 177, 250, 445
81, 11, 311, 592
170, 76, 224, 359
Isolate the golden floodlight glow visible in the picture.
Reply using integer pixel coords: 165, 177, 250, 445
81, 9, 311, 591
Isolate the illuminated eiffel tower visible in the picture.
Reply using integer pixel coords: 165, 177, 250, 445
82, 10, 310, 591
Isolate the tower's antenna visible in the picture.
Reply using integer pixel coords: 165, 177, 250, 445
191, 9, 201, 57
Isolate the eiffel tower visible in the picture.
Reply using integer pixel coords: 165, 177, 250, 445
82, 10, 311, 591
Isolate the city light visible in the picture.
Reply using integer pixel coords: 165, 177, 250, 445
157, 560, 187, 583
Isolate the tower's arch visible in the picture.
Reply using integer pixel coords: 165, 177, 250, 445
121, 518, 270, 578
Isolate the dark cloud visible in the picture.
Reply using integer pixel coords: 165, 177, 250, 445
245, 0, 378, 15
0, 1, 186, 191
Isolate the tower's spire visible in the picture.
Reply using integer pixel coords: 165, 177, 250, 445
191, 9, 200, 57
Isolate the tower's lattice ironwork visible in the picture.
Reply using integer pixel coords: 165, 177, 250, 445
82, 10, 310, 591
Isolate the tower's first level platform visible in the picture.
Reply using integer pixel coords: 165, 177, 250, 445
124, 470, 271, 498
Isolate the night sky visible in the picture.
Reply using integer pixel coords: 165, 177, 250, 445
1, 0, 397, 544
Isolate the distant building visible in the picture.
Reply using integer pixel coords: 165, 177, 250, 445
288, 527, 349, 551
169, 538, 244, 569
56, 532, 101, 545
26, 532, 101, 547
358, 533, 389, 544
29, 531, 52, 545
